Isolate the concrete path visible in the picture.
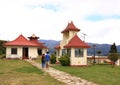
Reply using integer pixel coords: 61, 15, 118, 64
25, 60, 98, 85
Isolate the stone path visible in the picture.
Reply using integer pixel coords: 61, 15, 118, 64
25, 60, 98, 85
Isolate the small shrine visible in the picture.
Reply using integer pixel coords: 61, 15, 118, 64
4, 34, 47, 59
55, 21, 90, 66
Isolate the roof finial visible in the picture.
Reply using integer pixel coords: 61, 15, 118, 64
32, 34, 36, 38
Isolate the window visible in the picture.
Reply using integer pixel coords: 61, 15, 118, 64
62, 49, 66, 56
11, 48, 17, 54
75, 48, 84, 57
67, 49, 71, 57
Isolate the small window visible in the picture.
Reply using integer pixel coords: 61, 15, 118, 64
11, 48, 17, 54
62, 49, 66, 56
75, 48, 84, 57
67, 49, 71, 57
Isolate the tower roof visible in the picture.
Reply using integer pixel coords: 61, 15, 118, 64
61, 21, 80, 33
28, 34, 39, 39
64, 35, 90, 48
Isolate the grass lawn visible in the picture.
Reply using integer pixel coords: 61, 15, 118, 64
52, 64, 120, 85
0, 59, 65, 85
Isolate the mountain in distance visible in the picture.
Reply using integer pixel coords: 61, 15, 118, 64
39, 39, 120, 56
39, 39, 60, 53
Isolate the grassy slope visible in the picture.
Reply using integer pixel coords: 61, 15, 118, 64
0, 59, 65, 85
52, 64, 120, 85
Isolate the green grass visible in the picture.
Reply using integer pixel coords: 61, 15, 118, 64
52, 64, 120, 85
0, 59, 65, 85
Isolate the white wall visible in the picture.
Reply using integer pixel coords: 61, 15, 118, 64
70, 48, 87, 66
6, 46, 22, 59
29, 47, 38, 59
6, 46, 40, 59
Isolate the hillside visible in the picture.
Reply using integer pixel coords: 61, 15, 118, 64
40, 39, 120, 56
40, 39, 60, 53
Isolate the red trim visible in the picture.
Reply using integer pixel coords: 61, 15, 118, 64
87, 57, 108, 59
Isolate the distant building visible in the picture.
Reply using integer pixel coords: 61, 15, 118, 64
3, 34, 47, 59
55, 21, 90, 66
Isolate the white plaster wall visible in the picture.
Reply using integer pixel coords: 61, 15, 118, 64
69, 31, 77, 40
6, 46, 22, 59
70, 48, 87, 66
17, 47, 22, 57
29, 47, 38, 58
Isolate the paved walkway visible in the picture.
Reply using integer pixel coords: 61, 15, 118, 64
25, 60, 98, 85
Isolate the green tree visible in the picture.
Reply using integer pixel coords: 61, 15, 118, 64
109, 43, 117, 53
108, 43, 119, 67
0, 40, 6, 54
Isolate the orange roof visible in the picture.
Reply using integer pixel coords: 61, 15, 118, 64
3, 34, 46, 48
64, 35, 90, 48
61, 21, 80, 33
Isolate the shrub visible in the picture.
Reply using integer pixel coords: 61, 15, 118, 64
50, 53, 56, 64
59, 54, 70, 66
108, 53, 119, 66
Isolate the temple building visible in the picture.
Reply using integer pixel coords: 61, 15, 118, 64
55, 21, 90, 66
3, 34, 47, 59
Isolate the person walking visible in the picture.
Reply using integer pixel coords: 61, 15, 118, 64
41, 54, 45, 68
45, 52, 50, 68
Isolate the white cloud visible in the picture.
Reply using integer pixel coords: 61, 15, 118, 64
0, 0, 120, 45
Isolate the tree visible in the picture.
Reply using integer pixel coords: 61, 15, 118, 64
109, 43, 117, 53
108, 43, 119, 67
0, 40, 6, 55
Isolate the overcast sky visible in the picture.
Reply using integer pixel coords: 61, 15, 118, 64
0, 0, 120, 45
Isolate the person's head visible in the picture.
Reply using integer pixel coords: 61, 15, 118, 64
46, 52, 49, 54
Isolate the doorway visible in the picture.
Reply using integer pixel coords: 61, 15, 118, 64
38, 48, 42, 55
22, 47, 28, 59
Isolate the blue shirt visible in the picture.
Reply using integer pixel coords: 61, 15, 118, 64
45, 54, 50, 61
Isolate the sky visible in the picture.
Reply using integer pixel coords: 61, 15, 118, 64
0, 0, 120, 45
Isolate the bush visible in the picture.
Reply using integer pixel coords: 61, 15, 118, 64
50, 53, 56, 64
0, 54, 5, 59
59, 54, 70, 66
108, 53, 119, 66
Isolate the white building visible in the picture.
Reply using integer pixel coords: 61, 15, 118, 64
55, 21, 90, 66
3, 34, 47, 59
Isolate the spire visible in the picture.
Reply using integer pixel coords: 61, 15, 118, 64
61, 21, 80, 33
28, 34, 39, 43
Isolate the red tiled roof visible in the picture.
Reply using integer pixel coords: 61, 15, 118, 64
3, 34, 46, 48
54, 44, 60, 49
61, 21, 80, 33
64, 35, 90, 48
